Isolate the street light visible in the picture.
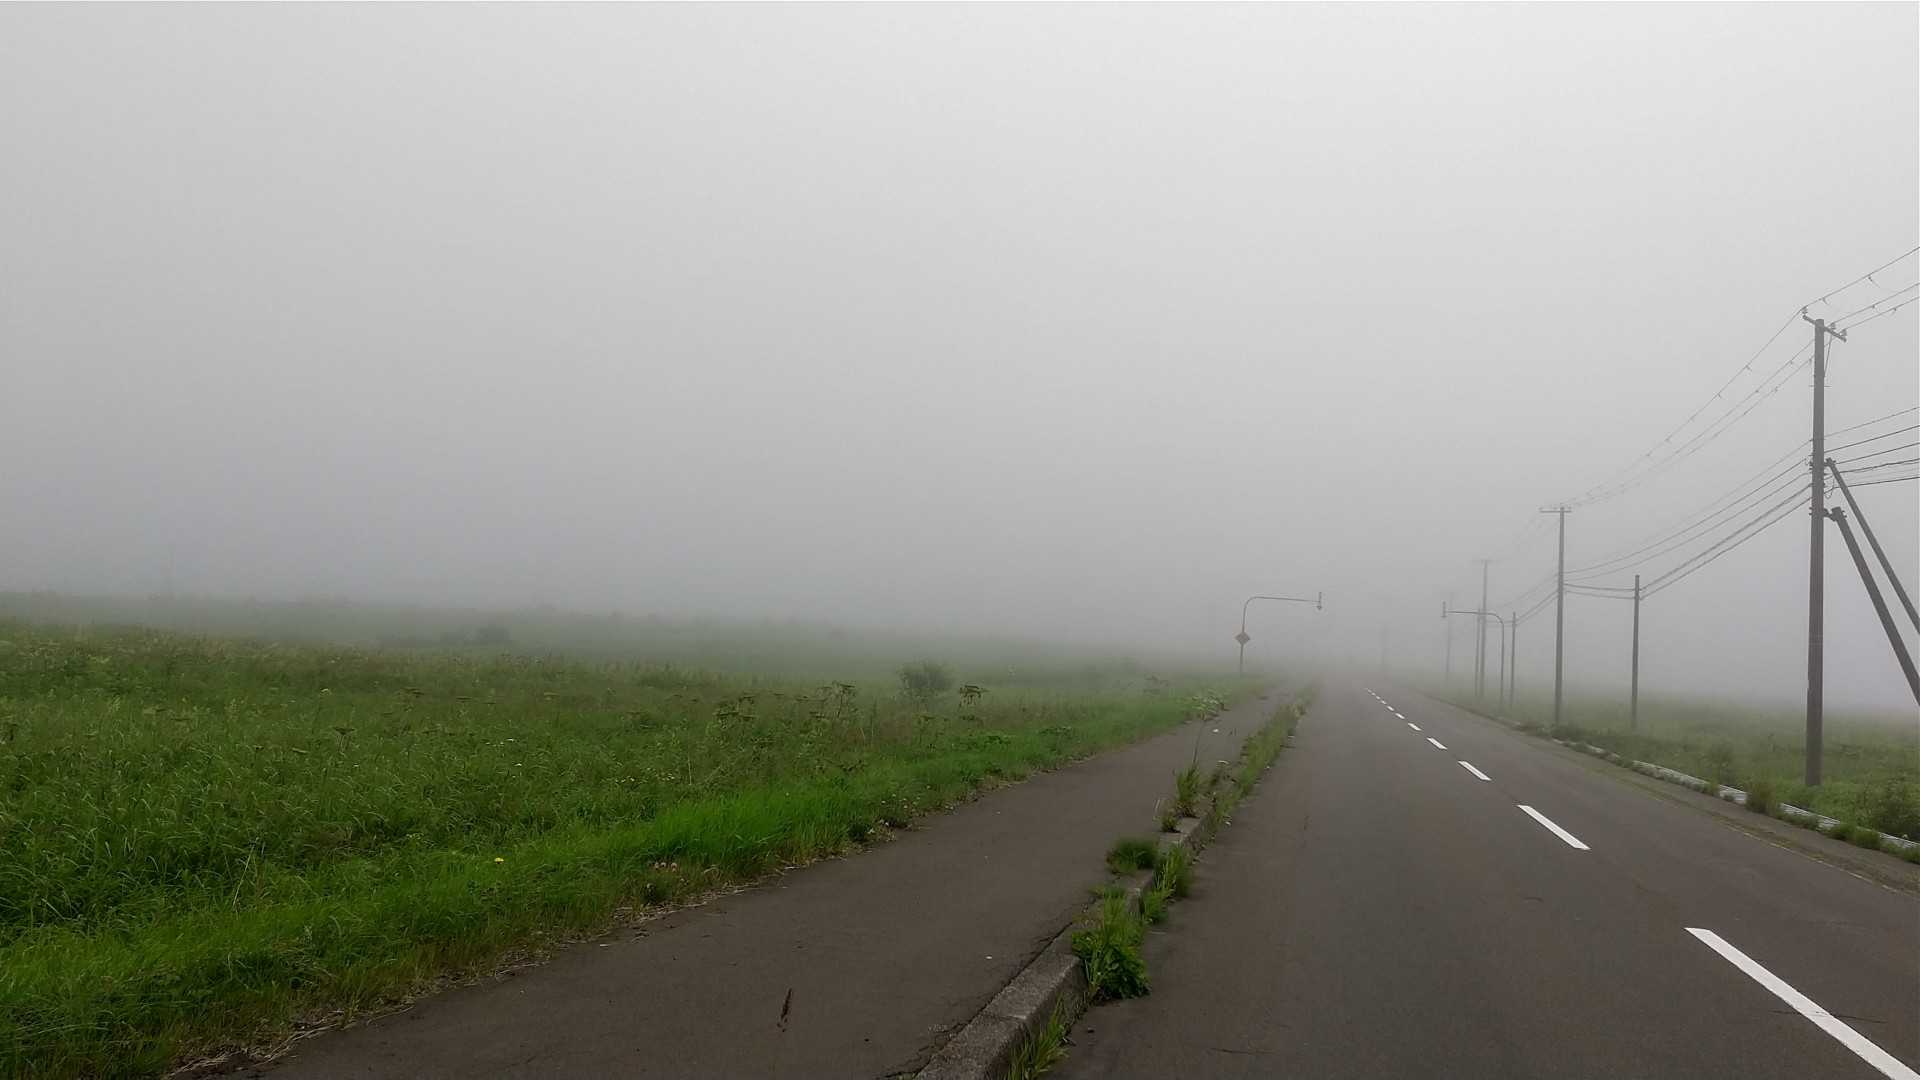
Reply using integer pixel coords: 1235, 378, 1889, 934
1443, 601, 1510, 708
1238, 592, 1323, 674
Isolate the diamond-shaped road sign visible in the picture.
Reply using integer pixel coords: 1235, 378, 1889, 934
1234, 631, 1251, 645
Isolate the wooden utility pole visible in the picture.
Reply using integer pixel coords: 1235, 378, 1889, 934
1630, 574, 1642, 732
1803, 315, 1841, 786
1542, 506, 1571, 727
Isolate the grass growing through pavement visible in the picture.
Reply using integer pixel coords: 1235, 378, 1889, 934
1005, 998, 1074, 1080
0, 621, 1247, 1078
1104, 837, 1159, 874
1153, 844, 1193, 900
1443, 690, 1919, 841
1070, 888, 1150, 1002
1173, 762, 1203, 816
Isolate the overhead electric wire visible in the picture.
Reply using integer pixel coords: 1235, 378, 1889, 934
1555, 410, 1912, 580
1562, 331, 1804, 508
1829, 405, 1920, 441
1835, 293, 1920, 334
1848, 472, 1920, 488
1555, 250, 1918, 511
1826, 281, 1919, 326
1564, 344, 1812, 508
1641, 483, 1810, 598
1829, 443, 1920, 468
1823, 423, 1919, 457
1565, 465, 1805, 580
1515, 589, 1558, 626
1838, 456, 1920, 473
1805, 246, 1920, 310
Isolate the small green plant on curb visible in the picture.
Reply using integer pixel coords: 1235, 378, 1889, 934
1105, 836, 1159, 874
1139, 879, 1173, 925
1209, 760, 1230, 790
1156, 798, 1179, 832
1072, 888, 1149, 1002
1005, 998, 1074, 1080
1744, 776, 1776, 816
1154, 843, 1193, 899
1174, 762, 1203, 816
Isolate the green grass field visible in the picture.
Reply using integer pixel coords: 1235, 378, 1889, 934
1441, 689, 1919, 841
0, 618, 1250, 1078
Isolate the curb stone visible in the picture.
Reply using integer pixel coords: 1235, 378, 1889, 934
915, 695, 1307, 1080
1418, 691, 1919, 859
915, 820, 1203, 1080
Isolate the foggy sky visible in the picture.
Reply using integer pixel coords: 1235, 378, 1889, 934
3, 4, 1916, 707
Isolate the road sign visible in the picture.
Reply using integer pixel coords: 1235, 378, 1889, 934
1234, 631, 1250, 645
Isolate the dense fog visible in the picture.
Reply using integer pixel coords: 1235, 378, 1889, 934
3, 4, 1915, 707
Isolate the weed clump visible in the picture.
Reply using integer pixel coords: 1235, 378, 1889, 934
1156, 798, 1179, 833
1105, 836, 1158, 874
1139, 879, 1173, 925
1073, 888, 1149, 1001
1154, 844, 1193, 899
1743, 777, 1775, 816
1174, 763, 1202, 817
1006, 999, 1072, 1080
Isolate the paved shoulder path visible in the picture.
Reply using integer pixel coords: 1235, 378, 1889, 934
1059, 681, 1919, 1080
251, 693, 1274, 1079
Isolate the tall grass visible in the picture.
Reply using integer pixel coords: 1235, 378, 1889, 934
1446, 689, 1919, 840
0, 622, 1243, 1077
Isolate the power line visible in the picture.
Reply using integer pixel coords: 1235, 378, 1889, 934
1805, 246, 1920, 310
1823, 423, 1918, 458
1826, 281, 1919, 326
1566, 467, 1805, 580
1642, 483, 1810, 598
1566, 345, 1812, 508
1556, 250, 1919, 511
1561, 322, 1803, 508
1835, 293, 1920, 334
1848, 472, 1920, 488
1829, 405, 1920, 441
1830, 443, 1920, 468
1839, 456, 1920, 473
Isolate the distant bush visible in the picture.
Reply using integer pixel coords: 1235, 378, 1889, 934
897, 659, 954, 700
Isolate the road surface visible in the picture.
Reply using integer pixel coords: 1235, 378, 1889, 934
1059, 680, 1920, 1080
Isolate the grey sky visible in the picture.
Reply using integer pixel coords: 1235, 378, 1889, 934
3, 4, 1915, 706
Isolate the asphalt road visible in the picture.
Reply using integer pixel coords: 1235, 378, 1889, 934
1059, 680, 1920, 1080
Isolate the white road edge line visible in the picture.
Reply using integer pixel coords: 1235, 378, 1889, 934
1392, 711, 1406, 719
1685, 928, 1920, 1080
1458, 761, 1491, 782
1407, 722, 1422, 731
1426, 736, 1448, 750
1517, 805, 1589, 850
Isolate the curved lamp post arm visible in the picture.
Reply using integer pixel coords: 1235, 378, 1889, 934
1237, 592, 1324, 674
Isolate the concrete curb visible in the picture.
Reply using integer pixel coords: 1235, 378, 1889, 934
916, 817, 1202, 1080
916, 695, 1304, 1080
1420, 692, 1920, 859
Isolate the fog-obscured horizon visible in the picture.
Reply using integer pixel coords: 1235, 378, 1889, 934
4, 5, 1915, 708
